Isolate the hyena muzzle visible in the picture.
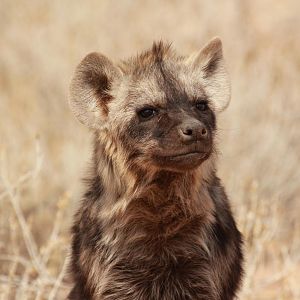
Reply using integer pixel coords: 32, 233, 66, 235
68, 37, 243, 300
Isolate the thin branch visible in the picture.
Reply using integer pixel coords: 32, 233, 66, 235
0, 139, 48, 277
48, 256, 69, 300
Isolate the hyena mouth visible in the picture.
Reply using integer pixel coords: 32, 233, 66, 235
153, 149, 211, 171
164, 151, 209, 163
166, 151, 207, 160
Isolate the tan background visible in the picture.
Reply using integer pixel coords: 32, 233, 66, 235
0, 0, 299, 299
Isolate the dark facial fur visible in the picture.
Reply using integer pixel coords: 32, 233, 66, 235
68, 38, 243, 300
121, 62, 217, 173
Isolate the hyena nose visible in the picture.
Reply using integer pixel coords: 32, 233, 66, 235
179, 122, 208, 143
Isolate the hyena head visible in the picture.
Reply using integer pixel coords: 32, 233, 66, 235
69, 38, 230, 178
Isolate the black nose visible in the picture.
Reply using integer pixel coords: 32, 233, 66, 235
179, 122, 208, 143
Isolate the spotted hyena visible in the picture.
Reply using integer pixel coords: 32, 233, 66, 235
68, 37, 243, 300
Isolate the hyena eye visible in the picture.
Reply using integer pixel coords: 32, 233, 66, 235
196, 100, 208, 111
138, 108, 157, 120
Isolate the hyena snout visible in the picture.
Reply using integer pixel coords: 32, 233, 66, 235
178, 120, 208, 144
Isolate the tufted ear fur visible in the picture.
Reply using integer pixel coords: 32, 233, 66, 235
187, 37, 231, 112
69, 52, 122, 129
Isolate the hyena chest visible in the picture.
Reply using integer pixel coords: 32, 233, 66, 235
88, 201, 242, 300
99, 236, 219, 300
96, 214, 222, 300
92, 200, 233, 299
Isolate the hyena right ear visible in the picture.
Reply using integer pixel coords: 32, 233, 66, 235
69, 53, 122, 129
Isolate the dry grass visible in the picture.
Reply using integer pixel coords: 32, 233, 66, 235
0, 0, 300, 299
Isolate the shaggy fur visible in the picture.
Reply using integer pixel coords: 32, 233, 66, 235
68, 38, 243, 300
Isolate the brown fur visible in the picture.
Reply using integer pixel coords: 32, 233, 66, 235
68, 38, 243, 299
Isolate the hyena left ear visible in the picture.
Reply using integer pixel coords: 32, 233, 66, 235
187, 37, 231, 112
69, 52, 122, 129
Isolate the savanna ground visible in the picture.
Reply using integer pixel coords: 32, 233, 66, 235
0, 1, 299, 299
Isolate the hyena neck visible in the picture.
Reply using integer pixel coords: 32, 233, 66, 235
93, 135, 217, 217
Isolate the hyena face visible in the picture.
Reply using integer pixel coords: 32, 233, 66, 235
70, 38, 230, 173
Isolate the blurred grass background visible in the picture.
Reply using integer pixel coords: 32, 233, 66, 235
0, 0, 299, 299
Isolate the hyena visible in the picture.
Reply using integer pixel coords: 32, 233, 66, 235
68, 37, 243, 300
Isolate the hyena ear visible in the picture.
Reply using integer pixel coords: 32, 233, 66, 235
69, 52, 122, 128
187, 37, 231, 112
